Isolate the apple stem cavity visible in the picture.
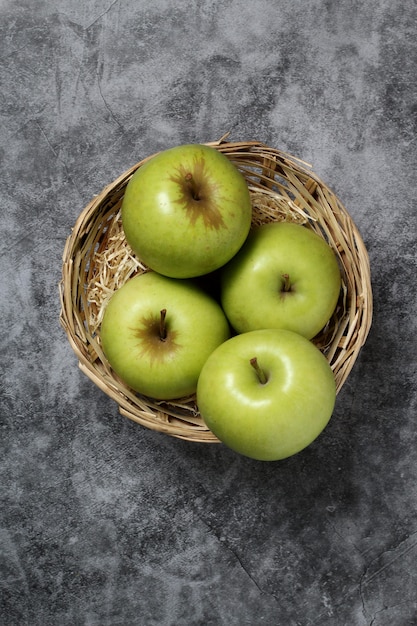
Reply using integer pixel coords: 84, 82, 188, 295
250, 357, 268, 385
159, 308, 168, 341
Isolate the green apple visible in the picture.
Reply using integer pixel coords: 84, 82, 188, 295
220, 222, 341, 339
121, 144, 252, 279
100, 271, 231, 399
197, 329, 336, 461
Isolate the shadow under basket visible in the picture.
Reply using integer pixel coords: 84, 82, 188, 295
59, 139, 373, 443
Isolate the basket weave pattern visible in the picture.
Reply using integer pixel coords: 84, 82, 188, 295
59, 140, 373, 442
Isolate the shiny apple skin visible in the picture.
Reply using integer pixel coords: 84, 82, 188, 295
197, 329, 336, 461
121, 144, 252, 278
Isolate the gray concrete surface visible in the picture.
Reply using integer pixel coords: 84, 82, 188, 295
1, 1, 417, 624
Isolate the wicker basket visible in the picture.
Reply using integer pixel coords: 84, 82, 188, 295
59, 138, 373, 443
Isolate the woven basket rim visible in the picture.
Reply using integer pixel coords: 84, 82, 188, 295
59, 137, 373, 442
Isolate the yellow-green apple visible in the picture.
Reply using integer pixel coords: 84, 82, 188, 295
220, 222, 341, 339
100, 271, 231, 399
121, 144, 252, 278
197, 329, 336, 461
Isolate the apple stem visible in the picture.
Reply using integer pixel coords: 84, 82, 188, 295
184, 172, 200, 201
159, 309, 167, 341
250, 357, 268, 385
282, 273, 292, 292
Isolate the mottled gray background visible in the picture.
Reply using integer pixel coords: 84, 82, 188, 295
1, 1, 417, 625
